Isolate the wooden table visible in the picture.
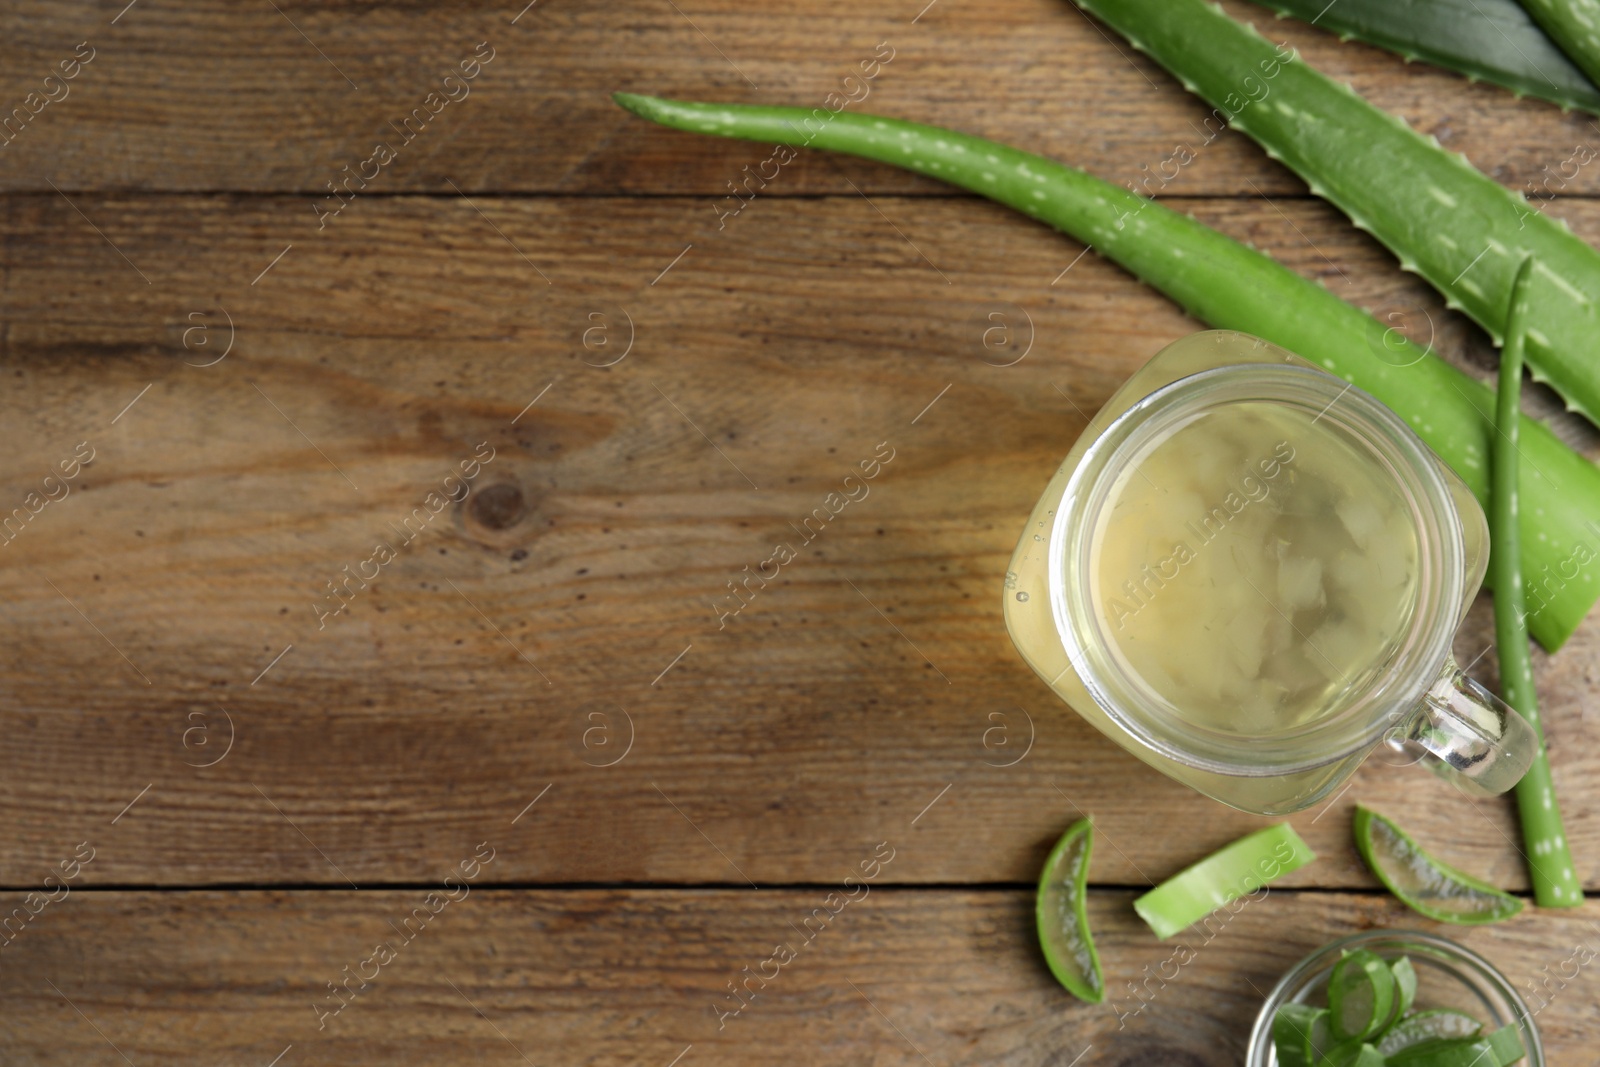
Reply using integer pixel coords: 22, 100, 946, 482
2, 0, 1597, 1062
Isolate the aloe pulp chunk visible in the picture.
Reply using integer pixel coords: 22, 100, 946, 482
1377, 1008, 1483, 1055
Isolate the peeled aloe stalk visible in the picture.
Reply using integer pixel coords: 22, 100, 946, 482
1073, 0, 1600, 431
1519, 0, 1600, 93
615, 93, 1600, 649
1253, 0, 1600, 114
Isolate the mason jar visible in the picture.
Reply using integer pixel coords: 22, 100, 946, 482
1003, 331, 1536, 815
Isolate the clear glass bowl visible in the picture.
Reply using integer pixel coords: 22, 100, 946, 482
1245, 930, 1543, 1066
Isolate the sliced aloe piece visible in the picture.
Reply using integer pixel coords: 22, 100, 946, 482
1328, 949, 1398, 1041
1036, 818, 1104, 1002
1386, 1023, 1526, 1066
1274, 1003, 1331, 1067
1387, 1040, 1489, 1067
1352, 806, 1524, 924
1251, 0, 1600, 114
1378, 1009, 1485, 1055
1319, 1041, 1386, 1067
1133, 824, 1315, 939
1378, 1009, 1484, 1055
1390, 956, 1418, 1020
1486, 1023, 1528, 1064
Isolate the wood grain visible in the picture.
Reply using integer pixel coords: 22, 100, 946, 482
3, 0, 1600, 196
0, 193, 1594, 888
8, 0, 1600, 1059
0, 888, 1594, 1064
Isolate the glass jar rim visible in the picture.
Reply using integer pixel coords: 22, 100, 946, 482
1047, 363, 1464, 776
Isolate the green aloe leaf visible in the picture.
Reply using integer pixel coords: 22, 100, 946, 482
1072, 0, 1600, 445
1252, 0, 1600, 114
1519, 0, 1600, 97
613, 93, 1600, 649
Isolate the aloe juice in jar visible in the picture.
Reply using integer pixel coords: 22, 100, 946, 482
1093, 402, 1420, 740
1002, 331, 1512, 816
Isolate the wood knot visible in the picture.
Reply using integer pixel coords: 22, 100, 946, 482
469, 482, 526, 530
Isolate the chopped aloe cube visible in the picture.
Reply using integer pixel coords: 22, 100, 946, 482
1377, 1009, 1483, 1055
1277, 554, 1324, 612
1328, 949, 1397, 1041
1035, 819, 1103, 1003
1352, 806, 1524, 924
1133, 824, 1316, 939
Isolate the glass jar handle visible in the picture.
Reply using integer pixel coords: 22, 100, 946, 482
1389, 655, 1537, 797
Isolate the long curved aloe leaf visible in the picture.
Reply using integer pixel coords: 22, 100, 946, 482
615, 93, 1600, 649
1495, 258, 1583, 906
1252, 0, 1600, 114
1073, 0, 1600, 432
1519, 0, 1600, 92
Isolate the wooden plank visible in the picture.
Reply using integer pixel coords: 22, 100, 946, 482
3, 0, 1600, 196
0, 888, 1595, 1063
0, 191, 1595, 888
